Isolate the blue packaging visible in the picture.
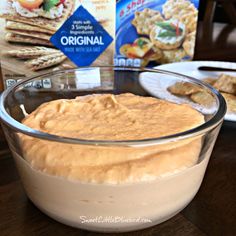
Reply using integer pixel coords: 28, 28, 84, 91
115, 0, 200, 67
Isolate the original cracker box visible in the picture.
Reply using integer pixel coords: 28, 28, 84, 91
0, 0, 115, 90
114, 0, 200, 67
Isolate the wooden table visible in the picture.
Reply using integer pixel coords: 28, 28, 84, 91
0, 21, 236, 235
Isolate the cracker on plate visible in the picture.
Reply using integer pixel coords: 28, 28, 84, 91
132, 8, 163, 35
213, 74, 236, 95
202, 77, 217, 86
5, 32, 53, 46
6, 21, 54, 35
168, 82, 200, 95
0, 0, 74, 32
221, 93, 236, 114
190, 91, 215, 107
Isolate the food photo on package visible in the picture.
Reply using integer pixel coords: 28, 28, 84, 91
0, 0, 115, 89
115, 0, 200, 67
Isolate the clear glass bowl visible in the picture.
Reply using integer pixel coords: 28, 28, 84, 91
0, 67, 226, 233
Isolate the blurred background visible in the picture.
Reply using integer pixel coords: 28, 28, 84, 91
194, 0, 236, 61
198, 0, 236, 23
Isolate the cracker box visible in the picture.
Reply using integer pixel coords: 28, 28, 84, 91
0, 0, 200, 90
115, 0, 200, 67
0, 0, 115, 90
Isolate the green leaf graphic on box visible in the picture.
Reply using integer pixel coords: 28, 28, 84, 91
137, 39, 148, 48
156, 22, 175, 32
43, 0, 60, 11
156, 22, 183, 38
158, 31, 177, 38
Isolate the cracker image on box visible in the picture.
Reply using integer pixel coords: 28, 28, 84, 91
0, 0, 74, 31
0, 0, 74, 74
6, 46, 59, 59
132, 8, 164, 35
0, 0, 115, 89
150, 20, 186, 50
116, 0, 199, 67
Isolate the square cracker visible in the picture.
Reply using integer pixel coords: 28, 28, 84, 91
190, 91, 215, 107
167, 82, 200, 95
6, 21, 55, 35
132, 8, 163, 35
213, 74, 236, 95
221, 93, 236, 114
202, 77, 216, 86
0, 0, 74, 32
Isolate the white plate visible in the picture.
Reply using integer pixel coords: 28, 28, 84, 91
139, 61, 236, 121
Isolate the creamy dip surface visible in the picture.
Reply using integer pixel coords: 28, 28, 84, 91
22, 93, 204, 140
20, 93, 205, 183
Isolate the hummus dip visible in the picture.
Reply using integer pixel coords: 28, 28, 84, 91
20, 93, 204, 184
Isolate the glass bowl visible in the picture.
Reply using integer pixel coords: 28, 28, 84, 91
0, 66, 226, 233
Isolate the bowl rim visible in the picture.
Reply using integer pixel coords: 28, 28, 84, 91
0, 66, 227, 146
